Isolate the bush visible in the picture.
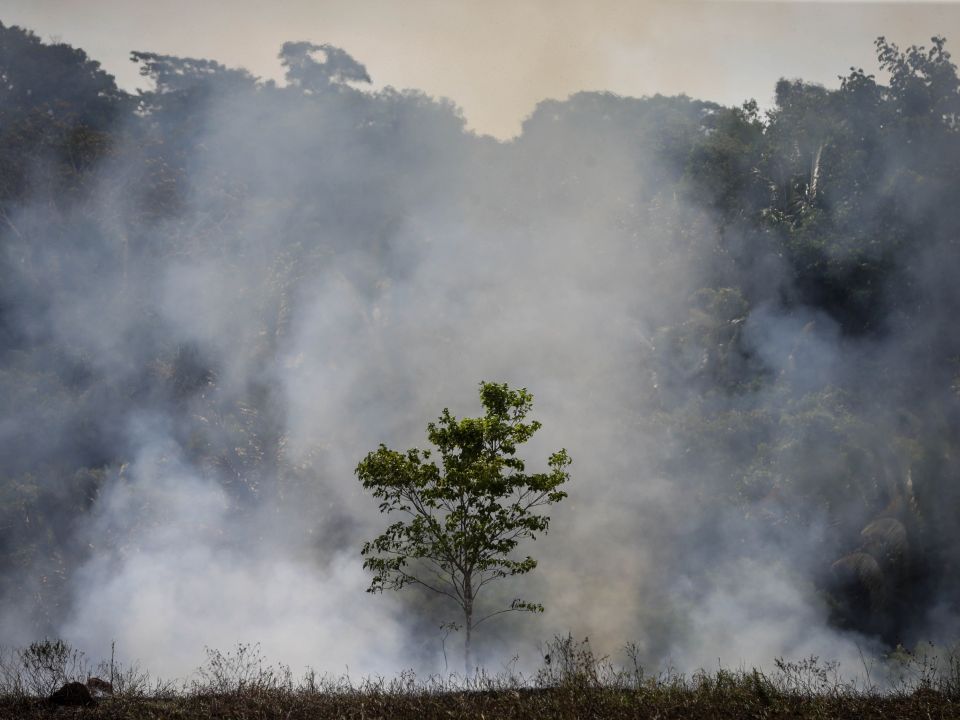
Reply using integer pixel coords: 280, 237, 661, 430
6, 639, 87, 696
193, 643, 293, 695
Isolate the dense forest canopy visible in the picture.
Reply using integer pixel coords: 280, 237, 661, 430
2, 21, 960, 675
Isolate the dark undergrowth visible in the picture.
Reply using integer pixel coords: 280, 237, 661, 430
0, 687, 957, 720
2, 636, 960, 719
2, 681, 959, 720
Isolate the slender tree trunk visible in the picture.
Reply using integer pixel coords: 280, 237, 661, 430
464, 615, 472, 676
809, 141, 825, 201
464, 575, 473, 676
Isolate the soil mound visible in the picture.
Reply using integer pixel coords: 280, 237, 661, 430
49, 681, 96, 707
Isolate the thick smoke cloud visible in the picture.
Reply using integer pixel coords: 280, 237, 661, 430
1, 23, 959, 681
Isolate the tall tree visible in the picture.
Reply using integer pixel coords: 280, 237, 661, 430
356, 382, 570, 673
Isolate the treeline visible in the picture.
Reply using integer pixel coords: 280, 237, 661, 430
2, 21, 960, 655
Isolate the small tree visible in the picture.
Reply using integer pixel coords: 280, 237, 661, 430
356, 381, 571, 674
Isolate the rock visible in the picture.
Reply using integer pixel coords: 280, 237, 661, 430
86, 676, 114, 696
49, 681, 96, 707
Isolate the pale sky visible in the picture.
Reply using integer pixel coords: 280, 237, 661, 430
4, 1, 960, 138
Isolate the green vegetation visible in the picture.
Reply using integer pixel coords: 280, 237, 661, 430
358, 382, 570, 674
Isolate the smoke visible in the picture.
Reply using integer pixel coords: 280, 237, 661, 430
2, 23, 959, 682
57, 422, 406, 678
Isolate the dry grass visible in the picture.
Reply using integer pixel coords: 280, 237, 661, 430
2, 637, 959, 719
1, 681, 957, 719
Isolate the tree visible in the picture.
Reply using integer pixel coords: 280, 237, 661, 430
279, 41, 371, 93
0, 24, 128, 207
356, 382, 571, 674
0, 22, 127, 128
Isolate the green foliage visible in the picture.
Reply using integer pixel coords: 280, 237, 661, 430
279, 41, 372, 92
0, 23, 126, 126
357, 382, 570, 671
875, 35, 960, 124
0, 23, 126, 206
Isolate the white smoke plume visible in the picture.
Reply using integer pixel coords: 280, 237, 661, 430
1, 25, 956, 682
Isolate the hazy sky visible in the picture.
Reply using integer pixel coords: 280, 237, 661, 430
4, 1, 960, 138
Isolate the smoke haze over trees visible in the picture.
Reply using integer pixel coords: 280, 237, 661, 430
2, 20, 960, 678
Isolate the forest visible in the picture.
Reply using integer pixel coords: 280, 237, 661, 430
2, 20, 960, 683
